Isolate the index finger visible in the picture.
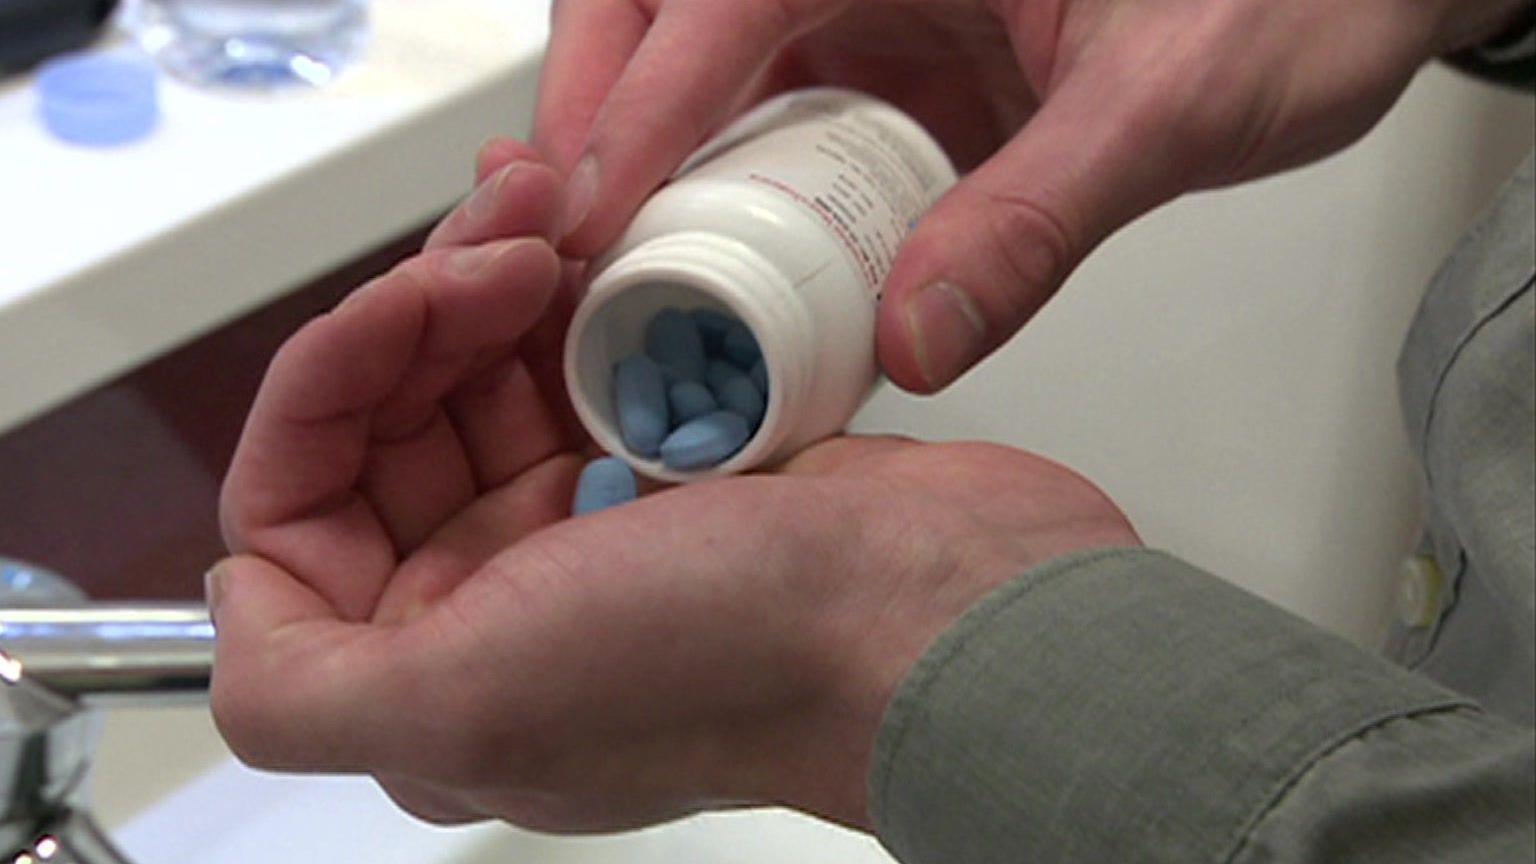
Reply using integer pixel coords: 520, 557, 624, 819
532, 0, 653, 173
557, 0, 846, 256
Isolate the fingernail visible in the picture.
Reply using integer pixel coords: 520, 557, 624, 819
204, 561, 229, 624
474, 136, 503, 172
445, 241, 510, 279
466, 163, 514, 224
906, 282, 988, 388
335, 283, 375, 313
561, 155, 599, 239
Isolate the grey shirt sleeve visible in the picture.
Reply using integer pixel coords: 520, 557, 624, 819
869, 548, 1536, 864
1233, 709, 1533, 862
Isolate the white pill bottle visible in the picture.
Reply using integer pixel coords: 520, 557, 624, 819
564, 88, 958, 482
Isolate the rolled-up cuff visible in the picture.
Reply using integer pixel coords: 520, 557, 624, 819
870, 549, 1470, 864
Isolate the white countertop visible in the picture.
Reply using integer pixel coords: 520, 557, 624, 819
0, 0, 552, 435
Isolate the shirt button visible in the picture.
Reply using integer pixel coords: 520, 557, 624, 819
1396, 555, 1445, 630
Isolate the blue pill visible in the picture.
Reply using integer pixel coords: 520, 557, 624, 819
714, 375, 765, 429
750, 358, 769, 395
573, 457, 638, 516
704, 359, 743, 391
660, 411, 752, 471
613, 354, 670, 457
690, 308, 734, 353
722, 322, 761, 367
645, 307, 707, 382
668, 380, 718, 424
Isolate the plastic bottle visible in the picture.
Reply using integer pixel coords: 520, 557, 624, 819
122, 0, 368, 88
564, 88, 958, 483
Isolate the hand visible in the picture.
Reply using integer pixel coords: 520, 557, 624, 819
219, 143, 584, 630
533, 0, 1527, 392
215, 357, 1140, 831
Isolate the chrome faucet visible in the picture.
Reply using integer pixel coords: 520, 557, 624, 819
0, 559, 213, 864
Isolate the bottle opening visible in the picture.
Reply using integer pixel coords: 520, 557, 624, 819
566, 275, 792, 483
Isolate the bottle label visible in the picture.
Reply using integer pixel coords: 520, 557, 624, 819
676, 89, 955, 298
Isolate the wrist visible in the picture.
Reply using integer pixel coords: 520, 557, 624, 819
799, 540, 1144, 831
747, 441, 1143, 829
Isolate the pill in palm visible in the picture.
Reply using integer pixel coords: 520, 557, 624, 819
722, 321, 761, 367
668, 380, 717, 424
660, 411, 751, 471
713, 374, 765, 428
644, 307, 707, 381
690, 308, 734, 354
572, 457, 639, 516
613, 354, 670, 457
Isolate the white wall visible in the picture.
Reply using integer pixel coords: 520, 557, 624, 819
851, 66, 1535, 647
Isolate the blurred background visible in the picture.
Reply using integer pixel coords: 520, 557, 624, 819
0, 0, 1531, 854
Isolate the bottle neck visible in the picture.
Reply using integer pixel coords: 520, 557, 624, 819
567, 232, 815, 482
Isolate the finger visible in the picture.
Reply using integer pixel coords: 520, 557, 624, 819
532, 0, 652, 173
877, 66, 1186, 393
361, 240, 563, 552
476, 137, 543, 184
444, 357, 569, 491
443, 259, 590, 494
371, 454, 584, 626
513, 259, 591, 448
358, 411, 477, 555
375, 774, 485, 826
208, 556, 403, 773
424, 158, 563, 251
559, 0, 845, 256
223, 239, 561, 619
222, 260, 430, 619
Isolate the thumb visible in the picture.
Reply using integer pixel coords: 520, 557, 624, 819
474, 137, 544, 184
205, 553, 337, 636
206, 555, 395, 774
878, 73, 1185, 393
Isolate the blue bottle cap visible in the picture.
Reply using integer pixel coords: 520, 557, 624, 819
36, 54, 159, 147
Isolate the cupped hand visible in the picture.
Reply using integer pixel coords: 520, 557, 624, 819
213, 227, 1141, 832
219, 145, 582, 630
532, 0, 1524, 392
